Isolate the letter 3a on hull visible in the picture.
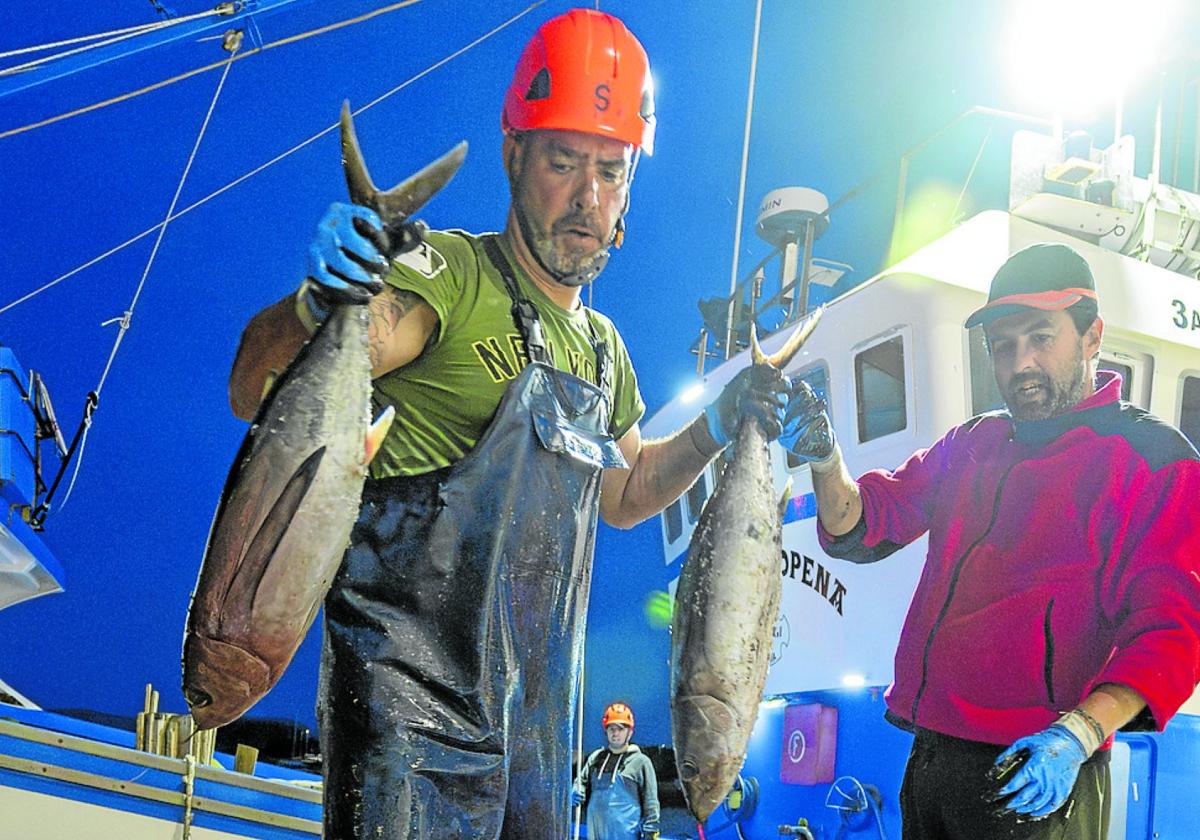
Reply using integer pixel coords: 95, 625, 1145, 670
670, 310, 822, 822
181, 104, 466, 731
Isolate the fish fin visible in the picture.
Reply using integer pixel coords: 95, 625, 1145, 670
764, 305, 825, 370
363, 405, 395, 465
219, 446, 327, 633
778, 477, 794, 520
340, 101, 467, 227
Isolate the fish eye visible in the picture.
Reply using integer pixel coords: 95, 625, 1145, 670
680, 759, 700, 781
184, 687, 212, 708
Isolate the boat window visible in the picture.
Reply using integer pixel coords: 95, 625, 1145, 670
664, 498, 684, 545
786, 364, 831, 470
1180, 375, 1200, 450
967, 326, 1003, 414
855, 335, 907, 442
685, 471, 709, 524
1098, 361, 1133, 402
1098, 347, 1152, 408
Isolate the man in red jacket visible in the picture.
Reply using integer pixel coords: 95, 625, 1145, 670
785, 243, 1200, 839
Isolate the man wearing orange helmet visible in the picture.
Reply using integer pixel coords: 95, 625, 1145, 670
572, 703, 660, 840
228, 8, 795, 839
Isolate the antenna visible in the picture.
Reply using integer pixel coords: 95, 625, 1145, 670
723, 0, 765, 360
754, 187, 831, 319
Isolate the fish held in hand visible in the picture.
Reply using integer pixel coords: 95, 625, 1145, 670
181, 104, 465, 730
670, 310, 822, 821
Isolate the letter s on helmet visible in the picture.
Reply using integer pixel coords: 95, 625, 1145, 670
502, 9, 656, 154
602, 702, 635, 729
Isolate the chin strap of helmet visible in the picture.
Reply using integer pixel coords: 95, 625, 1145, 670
611, 148, 641, 251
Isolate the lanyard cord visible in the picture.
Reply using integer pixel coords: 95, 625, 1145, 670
483, 234, 612, 394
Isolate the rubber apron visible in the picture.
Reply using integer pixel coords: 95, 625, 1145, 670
318, 235, 626, 840
587, 752, 644, 840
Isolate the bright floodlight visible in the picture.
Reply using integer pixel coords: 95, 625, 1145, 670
1005, 0, 1172, 116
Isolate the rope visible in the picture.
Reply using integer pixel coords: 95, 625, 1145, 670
54, 42, 238, 515
96, 43, 237, 395
0, 1, 548, 316
0, 47, 261, 141
29, 390, 97, 527
181, 754, 197, 839
3, 28, 176, 78
2, 23, 163, 64
0, 4, 235, 64
0, 0, 435, 140
256, 0, 427, 51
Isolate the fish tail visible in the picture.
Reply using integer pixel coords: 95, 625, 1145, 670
340, 101, 467, 230
757, 305, 825, 370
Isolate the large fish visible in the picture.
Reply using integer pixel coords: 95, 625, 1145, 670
670, 309, 822, 822
182, 103, 467, 730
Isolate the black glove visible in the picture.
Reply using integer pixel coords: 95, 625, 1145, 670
780, 379, 836, 467
703, 365, 789, 450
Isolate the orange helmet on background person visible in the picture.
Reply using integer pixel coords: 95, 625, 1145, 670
602, 702, 635, 729
502, 8, 656, 154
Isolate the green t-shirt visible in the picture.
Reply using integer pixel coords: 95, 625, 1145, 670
369, 230, 645, 478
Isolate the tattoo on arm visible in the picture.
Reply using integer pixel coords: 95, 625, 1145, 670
367, 287, 435, 370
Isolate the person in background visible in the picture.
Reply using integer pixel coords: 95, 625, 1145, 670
785, 242, 1200, 839
572, 702, 660, 840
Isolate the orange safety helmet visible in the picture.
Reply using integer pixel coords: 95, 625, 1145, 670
502, 8, 656, 154
601, 702, 635, 729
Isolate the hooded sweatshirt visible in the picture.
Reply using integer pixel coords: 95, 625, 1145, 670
575, 743, 660, 839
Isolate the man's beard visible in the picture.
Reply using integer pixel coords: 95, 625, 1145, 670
514, 187, 610, 287
1001, 344, 1089, 422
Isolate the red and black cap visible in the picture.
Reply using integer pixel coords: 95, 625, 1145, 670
964, 243, 1098, 329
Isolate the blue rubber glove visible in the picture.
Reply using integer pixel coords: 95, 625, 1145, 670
988, 724, 1088, 820
570, 786, 586, 807
779, 379, 836, 466
702, 365, 788, 451
297, 202, 389, 327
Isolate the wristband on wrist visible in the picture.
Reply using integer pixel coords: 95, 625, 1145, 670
1054, 708, 1104, 755
1074, 708, 1107, 745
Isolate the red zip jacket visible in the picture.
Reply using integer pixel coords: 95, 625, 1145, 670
820, 371, 1200, 745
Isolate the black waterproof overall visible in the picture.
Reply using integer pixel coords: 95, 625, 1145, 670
318, 237, 625, 839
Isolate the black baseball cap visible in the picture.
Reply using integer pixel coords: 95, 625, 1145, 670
964, 243, 1098, 329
